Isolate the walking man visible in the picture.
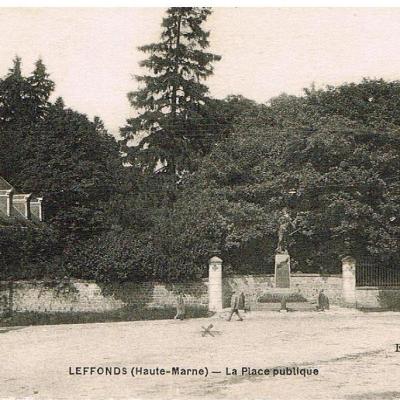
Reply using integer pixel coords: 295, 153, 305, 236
227, 290, 243, 321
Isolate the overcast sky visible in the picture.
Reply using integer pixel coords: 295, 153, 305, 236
1, 8, 400, 137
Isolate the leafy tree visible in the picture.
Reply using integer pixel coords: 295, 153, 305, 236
304, 78, 400, 128
156, 81, 400, 275
0, 58, 125, 274
120, 7, 221, 176
193, 95, 263, 158
14, 99, 124, 245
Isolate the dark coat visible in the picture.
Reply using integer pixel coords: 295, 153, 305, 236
231, 293, 240, 310
238, 293, 245, 309
318, 292, 330, 310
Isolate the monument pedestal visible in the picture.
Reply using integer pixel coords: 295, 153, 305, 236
275, 253, 291, 289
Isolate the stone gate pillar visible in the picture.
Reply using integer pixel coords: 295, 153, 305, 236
209, 256, 223, 312
342, 256, 356, 306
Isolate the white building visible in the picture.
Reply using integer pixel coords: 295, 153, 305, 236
0, 177, 43, 222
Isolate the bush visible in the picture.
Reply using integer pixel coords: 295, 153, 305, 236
257, 292, 307, 303
0, 221, 62, 280
63, 230, 157, 282
64, 226, 210, 283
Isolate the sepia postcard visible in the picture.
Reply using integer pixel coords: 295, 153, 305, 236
1, 3, 400, 400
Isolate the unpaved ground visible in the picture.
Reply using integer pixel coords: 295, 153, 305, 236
1, 308, 400, 400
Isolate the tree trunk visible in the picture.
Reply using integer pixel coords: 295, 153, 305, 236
168, 13, 182, 176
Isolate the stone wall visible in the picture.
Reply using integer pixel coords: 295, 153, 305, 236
355, 287, 400, 309
222, 273, 343, 308
291, 274, 343, 304
355, 288, 380, 309
8, 273, 397, 315
0, 280, 208, 315
0, 274, 344, 315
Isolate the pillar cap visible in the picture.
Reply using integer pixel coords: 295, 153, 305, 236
209, 256, 222, 263
341, 256, 356, 263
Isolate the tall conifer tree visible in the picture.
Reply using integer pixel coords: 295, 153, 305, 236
0, 58, 55, 179
120, 7, 221, 176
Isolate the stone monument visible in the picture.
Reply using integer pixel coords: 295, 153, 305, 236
275, 208, 295, 289
275, 253, 291, 288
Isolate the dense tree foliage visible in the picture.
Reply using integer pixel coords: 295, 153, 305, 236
183, 122, 398, 273
0, 216, 61, 280
2, 48, 400, 283
0, 58, 124, 278
139, 79, 400, 277
16, 100, 123, 244
64, 79, 400, 282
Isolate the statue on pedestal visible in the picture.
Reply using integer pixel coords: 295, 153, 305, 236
276, 207, 296, 254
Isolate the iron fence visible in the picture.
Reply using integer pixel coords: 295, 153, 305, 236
356, 259, 400, 287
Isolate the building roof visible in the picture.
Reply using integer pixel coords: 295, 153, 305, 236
0, 176, 42, 223
0, 177, 13, 191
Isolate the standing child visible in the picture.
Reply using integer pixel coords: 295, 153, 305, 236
174, 291, 185, 320
317, 289, 330, 311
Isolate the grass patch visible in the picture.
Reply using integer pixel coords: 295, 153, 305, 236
0, 305, 211, 327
